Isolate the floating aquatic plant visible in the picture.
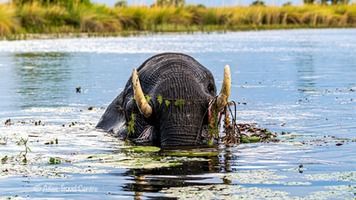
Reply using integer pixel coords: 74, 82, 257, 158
240, 135, 261, 143
126, 146, 161, 153
48, 157, 61, 165
16, 137, 31, 164
162, 184, 292, 199
162, 150, 218, 157
44, 138, 59, 145
207, 99, 277, 146
82, 153, 183, 169
1, 155, 8, 164
305, 171, 356, 182
0, 136, 7, 145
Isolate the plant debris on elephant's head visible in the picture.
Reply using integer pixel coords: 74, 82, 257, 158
96, 53, 276, 148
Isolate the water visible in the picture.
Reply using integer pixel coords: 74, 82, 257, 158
0, 29, 355, 199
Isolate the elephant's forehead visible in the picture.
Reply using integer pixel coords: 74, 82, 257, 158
137, 53, 213, 82
152, 75, 208, 98
133, 54, 215, 96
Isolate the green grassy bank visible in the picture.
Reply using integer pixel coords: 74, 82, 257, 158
1, 2, 356, 39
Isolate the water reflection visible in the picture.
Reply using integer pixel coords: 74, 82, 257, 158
118, 143, 315, 198
13, 53, 72, 108
122, 160, 217, 194
0, 53, 17, 113
295, 42, 317, 95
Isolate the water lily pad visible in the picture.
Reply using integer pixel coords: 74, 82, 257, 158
162, 184, 292, 199
162, 150, 218, 157
48, 157, 61, 165
125, 146, 161, 153
78, 153, 182, 169
240, 135, 261, 143
305, 171, 356, 182
223, 169, 287, 184
306, 185, 355, 200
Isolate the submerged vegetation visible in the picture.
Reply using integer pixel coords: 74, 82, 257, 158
1, 0, 356, 38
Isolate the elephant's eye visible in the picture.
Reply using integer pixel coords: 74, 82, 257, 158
207, 83, 215, 94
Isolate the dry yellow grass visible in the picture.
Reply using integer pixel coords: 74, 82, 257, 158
0, 4, 20, 36
1, 3, 356, 38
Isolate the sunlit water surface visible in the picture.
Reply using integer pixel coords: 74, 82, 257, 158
0, 29, 355, 199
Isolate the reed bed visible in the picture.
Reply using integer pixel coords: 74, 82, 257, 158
1, 2, 356, 38
0, 4, 19, 36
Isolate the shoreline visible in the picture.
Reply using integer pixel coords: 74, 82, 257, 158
2, 26, 356, 41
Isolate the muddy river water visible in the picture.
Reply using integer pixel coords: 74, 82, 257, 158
0, 29, 355, 199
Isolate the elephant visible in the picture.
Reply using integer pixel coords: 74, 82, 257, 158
96, 53, 231, 148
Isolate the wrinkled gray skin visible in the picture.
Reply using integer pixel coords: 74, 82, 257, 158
96, 53, 217, 148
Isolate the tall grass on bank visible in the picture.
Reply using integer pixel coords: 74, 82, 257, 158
15, 2, 121, 33
1, 3, 356, 38
17, 3, 71, 33
115, 5, 356, 32
71, 4, 121, 32
0, 4, 19, 36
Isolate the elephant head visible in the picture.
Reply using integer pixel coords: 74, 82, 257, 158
96, 53, 231, 148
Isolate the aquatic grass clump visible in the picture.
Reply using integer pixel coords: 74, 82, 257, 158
48, 157, 61, 164
0, 4, 20, 37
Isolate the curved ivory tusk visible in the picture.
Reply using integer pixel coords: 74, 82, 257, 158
216, 65, 231, 111
132, 69, 152, 118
